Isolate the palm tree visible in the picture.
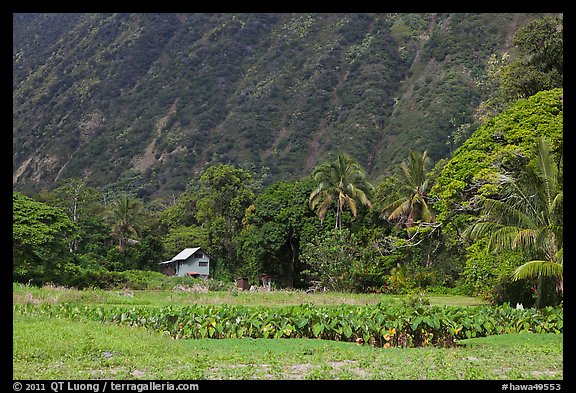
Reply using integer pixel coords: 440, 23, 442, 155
108, 196, 145, 252
464, 137, 563, 307
379, 150, 436, 228
309, 154, 374, 230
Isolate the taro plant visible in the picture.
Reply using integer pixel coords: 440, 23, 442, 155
14, 301, 563, 349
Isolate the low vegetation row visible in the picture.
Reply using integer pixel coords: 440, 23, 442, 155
50, 269, 236, 292
14, 301, 562, 349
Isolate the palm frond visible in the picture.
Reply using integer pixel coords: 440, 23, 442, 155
308, 153, 374, 227
418, 198, 436, 223
534, 137, 559, 207
316, 194, 334, 221
482, 197, 537, 229
511, 227, 538, 251
346, 196, 358, 217
387, 199, 411, 222
556, 248, 563, 265
347, 183, 372, 208
487, 225, 522, 251
308, 184, 326, 209
550, 191, 563, 218
512, 260, 563, 281
463, 220, 504, 241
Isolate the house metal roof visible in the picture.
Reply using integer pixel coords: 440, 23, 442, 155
159, 247, 205, 264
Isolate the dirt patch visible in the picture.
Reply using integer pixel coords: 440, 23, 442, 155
131, 370, 147, 378
132, 99, 179, 172
208, 360, 373, 380
530, 370, 560, 378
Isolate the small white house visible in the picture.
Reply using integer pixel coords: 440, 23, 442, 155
160, 247, 210, 278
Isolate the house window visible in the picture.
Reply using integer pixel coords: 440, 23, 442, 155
198, 261, 208, 267
193, 252, 204, 258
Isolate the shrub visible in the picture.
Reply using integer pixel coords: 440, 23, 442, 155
493, 275, 562, 308
301, 229, 363, 292
63, 267, 124, 289
15, 302, 563, 348
462, 239, 525, 302
61, 268, 236, 291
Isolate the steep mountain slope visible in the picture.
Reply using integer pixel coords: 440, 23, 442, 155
13, 13, 552, 199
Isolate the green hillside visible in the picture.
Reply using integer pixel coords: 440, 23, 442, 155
13, 13, 553, 198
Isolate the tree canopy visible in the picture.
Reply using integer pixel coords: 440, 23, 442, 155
431, 88, 563, 223
464, 137, 562, 307
378, 150, 436, 229
309, 154, 374, 230
477, 16, 563, 118
13, 191, 78, 282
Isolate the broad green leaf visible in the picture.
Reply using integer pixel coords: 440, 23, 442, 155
342, 325, 353, 338
312, 323, 325, 337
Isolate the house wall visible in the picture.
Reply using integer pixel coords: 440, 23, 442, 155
176, 256, 210, 276
162, 264, 176, 276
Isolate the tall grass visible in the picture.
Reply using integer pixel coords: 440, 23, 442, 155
12, 282, 489, 307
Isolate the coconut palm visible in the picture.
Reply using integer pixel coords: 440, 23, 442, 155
108, 196, 145, 252
309, 154, 374, 230
379, 150, 436, 228
464, 137, 562, 307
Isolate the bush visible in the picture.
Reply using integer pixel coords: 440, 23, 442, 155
493, 275, 562, 308
59, 268, 236, 291
492, 276, 535, 307
400, 291, 431, 307
63, 267, 125, 289
114, 270, 169, 290
462, 239, 525, 300
351, 270, 388, 293
300, 229, 363, 292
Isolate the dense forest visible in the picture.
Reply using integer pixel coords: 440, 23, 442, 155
13, 14, 563, 308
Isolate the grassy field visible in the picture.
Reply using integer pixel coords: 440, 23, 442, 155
13, 284, 562, 380
13, 314, 562, 380
12, 282, 488, 307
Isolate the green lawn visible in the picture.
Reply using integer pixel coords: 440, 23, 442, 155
13, 313, 562, 380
